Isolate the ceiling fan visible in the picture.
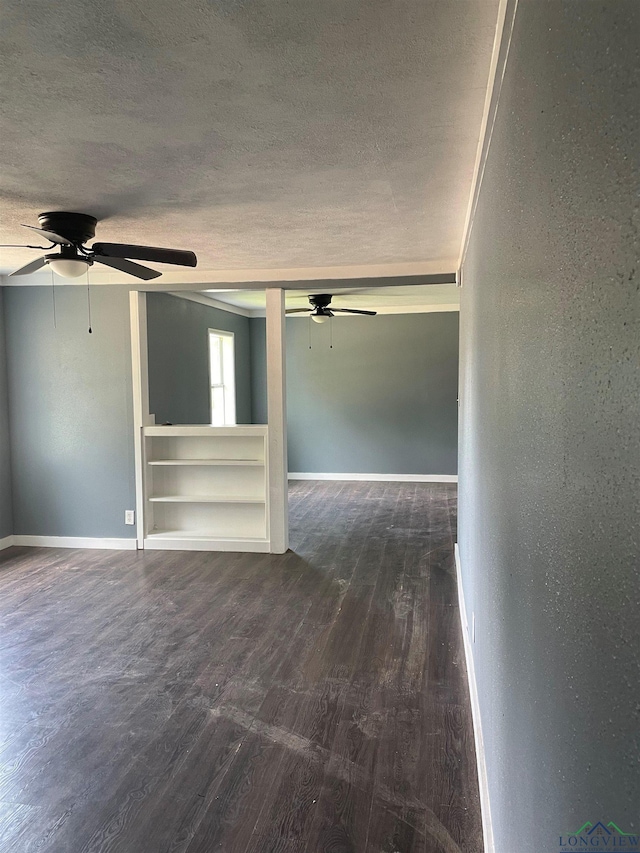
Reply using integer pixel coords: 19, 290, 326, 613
285, 293, 377, 323
0, 211, 197, 280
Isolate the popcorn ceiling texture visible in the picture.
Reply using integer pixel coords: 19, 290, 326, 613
0, 0, 498, 273
458, 2, 640, 849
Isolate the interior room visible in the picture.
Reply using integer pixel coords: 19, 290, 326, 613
0, 2, 638, 852
144, 285, 459, 470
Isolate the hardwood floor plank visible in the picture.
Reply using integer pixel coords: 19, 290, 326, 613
38, 701, 212, 852
0, 482, 481, 853
184, 681, 304, 853
0, 801, 41, 849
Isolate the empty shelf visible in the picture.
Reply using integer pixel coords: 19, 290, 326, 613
146, 530, 268, 541
148, 458, 263, 466
148, 495, 265, 504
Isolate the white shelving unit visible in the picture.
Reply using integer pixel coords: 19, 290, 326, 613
142, 425, 270, 552
130, 290, 288, 554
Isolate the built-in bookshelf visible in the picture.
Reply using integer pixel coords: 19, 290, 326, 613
142, 425, 270, 552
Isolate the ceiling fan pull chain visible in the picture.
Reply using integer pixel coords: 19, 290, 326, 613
50, 267, 57, 329
86, 268, 93, 334
330, 317, 333, 349
308, 316, 312, 349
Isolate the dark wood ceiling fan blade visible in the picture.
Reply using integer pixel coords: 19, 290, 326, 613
93, 255, 162, 280
285, 308, 312, 314
92, 243, 197, 267
332, 308, 377, 315
21, 224, 72, 245
9, 256, 47, 276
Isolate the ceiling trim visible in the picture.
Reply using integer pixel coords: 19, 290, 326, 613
458, 0, 519, 271
0, 263, 456, 289
1, 269, 457, 290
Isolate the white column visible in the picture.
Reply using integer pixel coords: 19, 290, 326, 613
265, 288, 289, 553
129, 290, 150, 549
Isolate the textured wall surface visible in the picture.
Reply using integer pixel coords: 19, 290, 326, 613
147, 294, 253, 425
458, 2, 640, 850
0, 290, 13, 538
4, 286, 136, 538
252, 313, 459, 474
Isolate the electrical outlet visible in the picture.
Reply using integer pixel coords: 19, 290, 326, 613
125, 510, 135, 525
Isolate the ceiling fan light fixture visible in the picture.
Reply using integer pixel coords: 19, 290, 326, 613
47, 257, 90, 278
8, 212, 197, 281
311, 314, 330, 324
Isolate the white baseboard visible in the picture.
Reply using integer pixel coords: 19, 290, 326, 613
11, 535, 138, 550
454, 543, 494, 853
0, 535, 14, 551
288, 472, 457, 483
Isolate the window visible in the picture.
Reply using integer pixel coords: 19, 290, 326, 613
208, 329, 236, 426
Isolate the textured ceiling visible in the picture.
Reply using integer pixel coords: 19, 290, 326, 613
0, 0, 499, 276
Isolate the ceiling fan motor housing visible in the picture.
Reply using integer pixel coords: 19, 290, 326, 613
45, 243, 94, 265
309, 294, 333, 309
39, 212, 97, 245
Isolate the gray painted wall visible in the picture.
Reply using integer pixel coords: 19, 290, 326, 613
250, 316, 267, 426
147, 294, 254, 425
0, 290, 13, 538
4, 286, 136, 538
251, 312, 458, 474
458, 3, 640, 850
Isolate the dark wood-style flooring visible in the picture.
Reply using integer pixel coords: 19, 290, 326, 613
0, 481, 481, 852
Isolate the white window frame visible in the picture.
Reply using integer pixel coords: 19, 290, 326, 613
208, 328, 236, 426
